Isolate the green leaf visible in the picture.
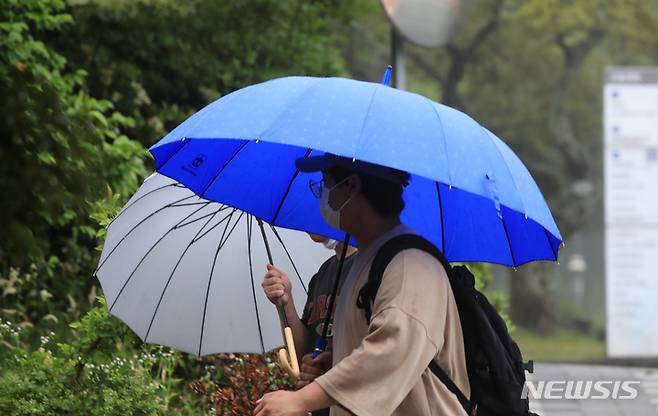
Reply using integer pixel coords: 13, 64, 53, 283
37, 151, 56, 165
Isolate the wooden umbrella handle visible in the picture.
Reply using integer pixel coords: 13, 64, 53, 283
255, 220, 300, 380
277, 326, 300, 379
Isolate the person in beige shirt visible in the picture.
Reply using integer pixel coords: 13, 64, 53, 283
254, 154, 469, 416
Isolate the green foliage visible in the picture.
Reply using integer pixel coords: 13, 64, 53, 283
463, 263, 514, 332
0, 264, 64, 328
1, 0, 363, 333
0, 298, 209, 415
0, 0, 147, 327
0, 0, 146, 262
513, 327, 605, 363
1, 1, 363, 413
0, 306, 163, 415
54, 0, 358, 146
88, 184, 128, 251
0, 298, 298, 415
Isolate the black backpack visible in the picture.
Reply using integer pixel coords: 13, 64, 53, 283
356, 234, 536, 416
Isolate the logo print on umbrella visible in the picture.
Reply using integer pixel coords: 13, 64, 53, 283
182, 154, 207, 175
192, 155, 205, 167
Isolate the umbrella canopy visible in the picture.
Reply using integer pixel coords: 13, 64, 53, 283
150, 75, 561, 266
95, 173, 331, 355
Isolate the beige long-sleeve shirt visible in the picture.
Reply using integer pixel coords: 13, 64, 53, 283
315, 225, 470, 416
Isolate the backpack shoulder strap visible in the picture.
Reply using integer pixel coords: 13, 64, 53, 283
357, 234, 448, 323
356, 233, 476, 415
429, 360, 476, 415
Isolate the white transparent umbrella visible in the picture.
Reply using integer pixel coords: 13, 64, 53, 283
94, 173, 330, 365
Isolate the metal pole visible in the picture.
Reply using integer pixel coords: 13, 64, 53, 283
313, 233, 351, 358
256, 218, 288, 329
391, 28, 406, 90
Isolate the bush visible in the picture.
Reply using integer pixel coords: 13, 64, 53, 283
0, 298, 209, 415
0, 0, 147, 328
468, 262, 514, 332
191, 353, 293, 416
0, 320, 163, 415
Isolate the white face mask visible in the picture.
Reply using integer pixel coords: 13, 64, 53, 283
320, 178, 351, 229
322, 239, 338, 250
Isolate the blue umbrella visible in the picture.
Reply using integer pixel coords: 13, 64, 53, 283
149, 69, 561, 267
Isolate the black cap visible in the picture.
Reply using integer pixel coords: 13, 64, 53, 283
295, 153, 409, 186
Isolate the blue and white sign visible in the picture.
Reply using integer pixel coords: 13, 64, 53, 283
604, 67, 658, 358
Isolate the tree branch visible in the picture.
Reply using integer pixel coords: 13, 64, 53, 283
406, 49, 445, 84
464, 0, 504, 56
440, 0, 504, 108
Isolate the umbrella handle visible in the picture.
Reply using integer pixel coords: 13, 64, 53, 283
277, 326, 300, 379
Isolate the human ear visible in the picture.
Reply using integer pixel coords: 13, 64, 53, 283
347, 174, 361, 195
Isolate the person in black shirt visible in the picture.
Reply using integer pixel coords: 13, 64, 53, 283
262, 233, 356, 416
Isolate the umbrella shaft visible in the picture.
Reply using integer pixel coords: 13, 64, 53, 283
257, 218, 274, 265
276, 298, 289, 328
321, 233, 351, 340
257, 218, 290, 331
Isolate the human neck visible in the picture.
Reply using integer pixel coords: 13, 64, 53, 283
334, 244, 357, 258
350, 214, 401, 251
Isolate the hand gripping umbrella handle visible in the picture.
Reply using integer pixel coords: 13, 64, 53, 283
277, 326, 300, 379
256, 218, 300, 379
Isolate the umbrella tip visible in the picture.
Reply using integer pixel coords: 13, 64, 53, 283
381, 65, 393, 86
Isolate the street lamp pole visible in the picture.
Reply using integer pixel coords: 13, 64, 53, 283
391, 28, 406, 90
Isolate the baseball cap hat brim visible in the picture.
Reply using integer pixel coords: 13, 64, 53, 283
295, 153, 408, 185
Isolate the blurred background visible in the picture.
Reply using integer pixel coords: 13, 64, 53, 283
2, 0, 658, 414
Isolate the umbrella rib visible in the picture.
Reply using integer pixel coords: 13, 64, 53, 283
208, 208, 241, 253
430, 100, 529, 263
108, 182, 178, 228
199, 140, 250, 199
352, 86, 380, 158
108, 202, 211, 311
435, 182, 446, 253
191, 206, 235, 244
197, 236, 223, 356
500, 212, 518, 267
170, 201, 214, 208
247, 216, 266, 354
427, 100, 454, 187
177, 204, 228, 229
95, 194, 197, 275
211, 208, 242, 254
197, 208, 239, 356
269, 224, 307, 294
144, 208, 220, 343
543, 228, 558, 261
271, 148, 312, 225
197, 209, 245, 351
154, 137, 191, 170
219, 210, 244, 250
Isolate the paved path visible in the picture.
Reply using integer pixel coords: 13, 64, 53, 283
528, 363, 658, 415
